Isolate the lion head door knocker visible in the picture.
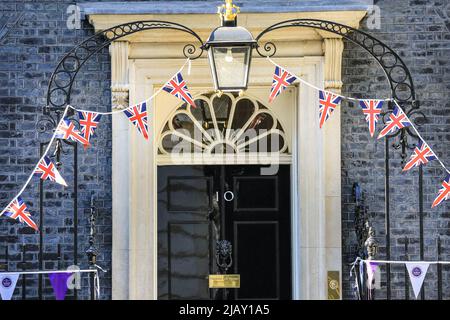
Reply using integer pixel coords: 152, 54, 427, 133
216, 240, 233, 274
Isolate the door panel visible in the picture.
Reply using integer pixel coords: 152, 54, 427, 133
234, 221, 280, 299
157, 165, 291, 300
158, 166, 216, 299
226, 165, 291, 300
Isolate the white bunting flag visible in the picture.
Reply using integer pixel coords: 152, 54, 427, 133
0, 273, 19, 300
365, 261, 379, 290
405, 262, 430, 299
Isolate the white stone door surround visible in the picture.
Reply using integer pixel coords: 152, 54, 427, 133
84, 9, 368, 300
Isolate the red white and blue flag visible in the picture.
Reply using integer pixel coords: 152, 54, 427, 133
432, 174, 450, 208
55, 119, 90, 146
163, 72, 196, 107
3, 197, 38, 231
318, 90, 342, 129
77, 111, 102, 147
377, 106, 411, 139
123, 102, 149, 140
34, 156, 67, 186
359, 99, 384, 137
269, 65, 298, 103
403, 140, 437, 172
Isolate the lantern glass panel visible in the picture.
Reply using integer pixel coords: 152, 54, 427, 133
211, 46, 250, 90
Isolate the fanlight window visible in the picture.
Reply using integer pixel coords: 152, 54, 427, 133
158, 92, 288, 156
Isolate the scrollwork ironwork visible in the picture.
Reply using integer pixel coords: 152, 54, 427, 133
46, 20, 204, 115
256, 19, 416, 106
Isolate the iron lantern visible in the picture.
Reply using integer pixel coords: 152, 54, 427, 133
203, 0, 257, 92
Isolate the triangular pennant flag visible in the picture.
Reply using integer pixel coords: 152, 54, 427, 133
0, 273, 19, 300
55, 119, 90, 146
163, 72, 196, 107
3, 197, 38, 231
77, 111, 102, 148
359, 99, 384, 137
365, 261, 379, 290
405, 262, 430, 299
123, 102, 149, 140
268, 65, 298, 103
34, 156, 67, 187
377, 105, 412, 139
432, 173, 450, 208
403, 140, 437, 172
318, 90, 342, 129
49, 272, 72, 300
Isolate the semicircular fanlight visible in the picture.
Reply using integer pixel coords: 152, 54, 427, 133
158, 92, 288, 155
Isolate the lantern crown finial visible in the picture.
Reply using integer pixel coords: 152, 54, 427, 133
218, 0, 240, 24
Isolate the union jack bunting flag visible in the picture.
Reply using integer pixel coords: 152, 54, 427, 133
403, 140, 437, 172
163, 72, 196, 107
318, 90, 342, 129
77, 111, 102, 147
377, 106, 411, 139
123, 102, 149, 140
359, 99, 384, 137
432, 174, 450, 208
34, 156, 67, 186
268, 65, 298, 103
3, 197, 38, 230
55, 119, 90, 146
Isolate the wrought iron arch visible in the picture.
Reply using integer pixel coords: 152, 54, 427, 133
255, 19, 417, 106
38, 18, 428, 300
45, 20, 205, 115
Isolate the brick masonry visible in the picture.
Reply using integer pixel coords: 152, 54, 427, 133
0, 0, 448, 300
341, 0, 450, 299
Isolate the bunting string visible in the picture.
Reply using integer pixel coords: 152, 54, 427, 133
0, 59, 192, 222
0, 269, 100, 275
0, 106, 70, 218
2, 56, 450, 231
392, 99, 450, 175
267, 57, 450, 180
356, 258, 450, 265
266, 56, 392, 103
68, 58, 191, 115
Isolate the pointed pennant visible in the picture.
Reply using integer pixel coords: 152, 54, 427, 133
403, 140, 437, 172
318, 90, 342, 129
405, 262, 430, 299
0, 273, 19, 300
34, 156, 67, 186
163, 72, 196, 107
432, 173, 450, 208
77, 111, 102, 148
3, 197, 38, 231
49, 272, 72, 300
377, 106, 412, 139
55, 119, 90, 146
123, 102, 149, 140
365, 261, 379, 289
268, 65, 298, 103
359, 99, 384, 137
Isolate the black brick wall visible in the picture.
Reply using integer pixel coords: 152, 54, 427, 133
0, 0, 113, 299
342, 0, 450, 299
0, 0, 449, 300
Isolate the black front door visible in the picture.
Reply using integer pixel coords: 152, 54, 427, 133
157, 165, 291, 300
